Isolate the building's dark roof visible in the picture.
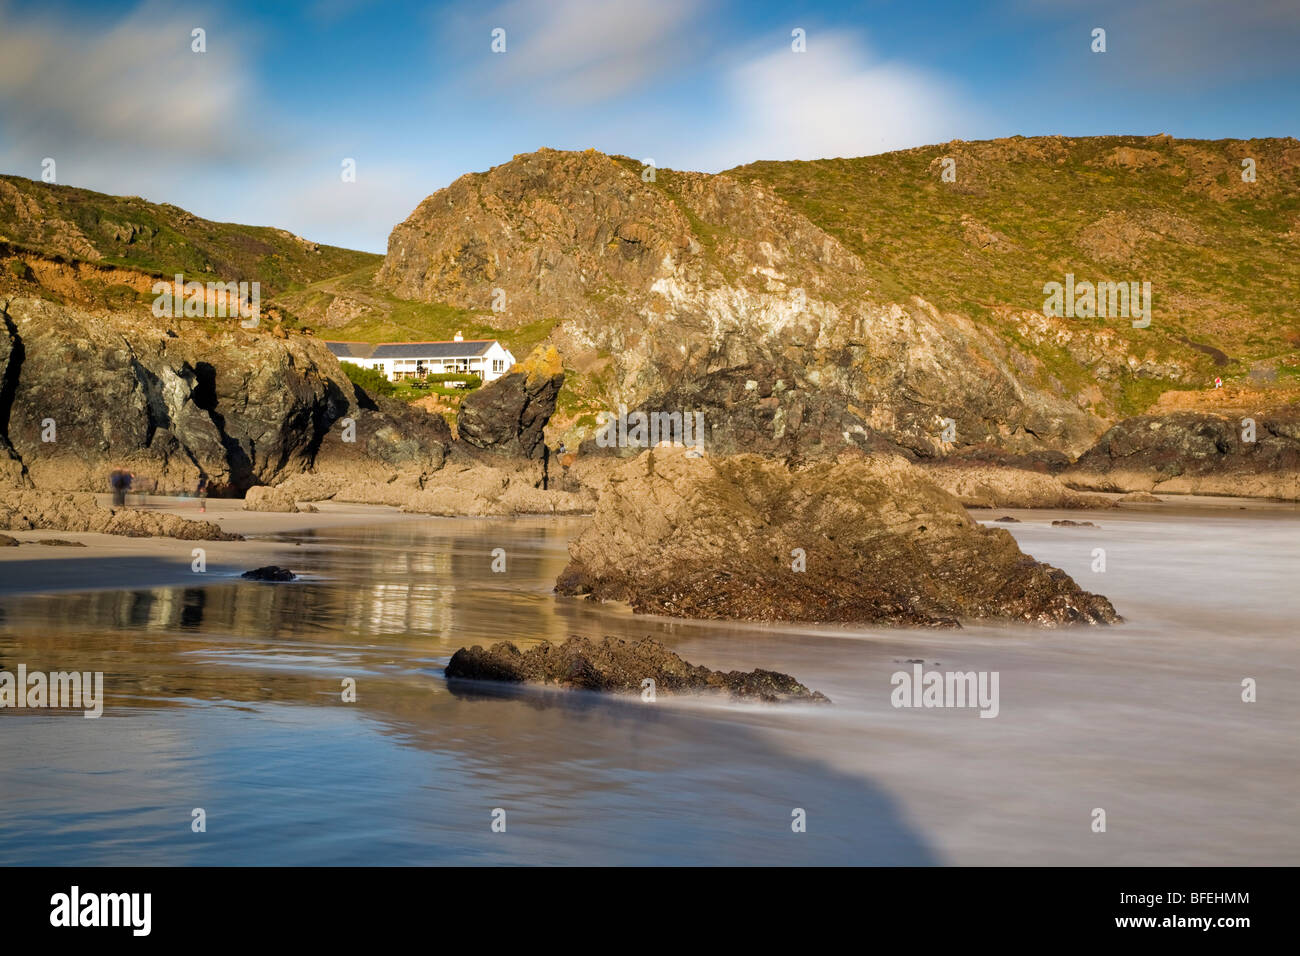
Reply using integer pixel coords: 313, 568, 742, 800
325, 341, 372, 358
325, 339, 499, 360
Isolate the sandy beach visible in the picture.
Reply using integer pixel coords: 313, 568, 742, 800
3, 490, 1294, 598
0, 497, 416, 596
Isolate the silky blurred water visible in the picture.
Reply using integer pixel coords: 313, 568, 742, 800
0, 507, 1296, 864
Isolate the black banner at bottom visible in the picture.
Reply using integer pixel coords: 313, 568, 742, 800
0, 866, 1280, 942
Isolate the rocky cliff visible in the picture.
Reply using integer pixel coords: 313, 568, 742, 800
375, 139, 1300, 463
0, 295, 449, 494
377, 147, 1106, 459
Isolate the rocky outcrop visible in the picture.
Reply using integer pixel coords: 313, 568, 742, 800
596, 361, 904, 459
1063, 409, 1300, 500
399, 455, 594, 515
456, 345, 564, 459
377, 148, 1103, 459
556, 446, 1119, 626
0, 296, 450, 494
445, 636, 829, 703
243, 485, 301, 513
926, 464, 1113, 509
274, 448, 595, 516
0, 490, 238, 540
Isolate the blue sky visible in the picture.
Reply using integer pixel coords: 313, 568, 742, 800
1, 0, 1296, 252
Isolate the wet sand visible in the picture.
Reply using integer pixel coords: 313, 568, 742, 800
0, 499, 414, 596
1, 497, 1296, 865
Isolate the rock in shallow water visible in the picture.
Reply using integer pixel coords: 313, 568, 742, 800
556, 447, 1120, 627
241, 565, 297, 581
445, 636, 830, 703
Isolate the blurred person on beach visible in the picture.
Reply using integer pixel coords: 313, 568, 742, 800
109, 469, 129, 507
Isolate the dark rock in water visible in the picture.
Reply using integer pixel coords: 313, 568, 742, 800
558, 447, 1120, 627
36, 538, 86, 546
241, 565, 297, 581
993, 515, 1020, 522
445, 636, 830, 704
1051, 519, 1097, 527
457, 346, 563, 460
0, 533, 18, 546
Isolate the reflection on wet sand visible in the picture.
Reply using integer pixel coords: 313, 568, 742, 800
1, 510, 1298, 865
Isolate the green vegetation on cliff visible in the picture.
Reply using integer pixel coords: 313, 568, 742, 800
728, 135, 1300, 392
0, 174, 377, 295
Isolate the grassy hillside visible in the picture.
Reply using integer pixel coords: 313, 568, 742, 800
0, 174, 377, 295
728, 135, 1300, 397
271, 262, 558, 353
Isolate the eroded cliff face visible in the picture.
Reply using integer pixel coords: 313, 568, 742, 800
376, 148, 1105, 458
0, 296, 449, 493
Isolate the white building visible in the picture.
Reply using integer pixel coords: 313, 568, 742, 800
325, 333, 516, 383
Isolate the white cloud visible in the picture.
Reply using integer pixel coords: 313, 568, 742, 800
0, 1, 415, 252
0, 2, 259, 161
693, 32, 979, 170
468, 0, 706, 104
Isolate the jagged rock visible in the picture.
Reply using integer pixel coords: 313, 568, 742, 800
0, 490, 239, 540
313, 394, 452, 476
241, 565, 297, 581
0, 296, 450, 493
243, 485, 300, 513
36, 538, 85, 546
0, 533, 19, 545
456, 345, 564, 459
594, 361, 904, 459
993, 515, 1020, 522
444, 636, 830, 703
1063, 409, 1300, 500
1051, 520, 1097, 527
556, 446, 1119, 626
